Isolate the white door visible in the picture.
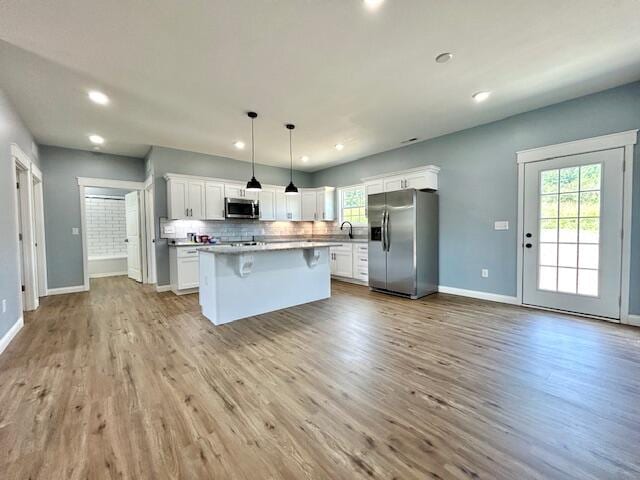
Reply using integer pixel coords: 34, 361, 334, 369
125, 191, 143, 282
205, 181, 225, 220
301, 190, 317, 221
275, 191, 288, 220
168, 178, 188, 219
225, 183, 244, 199
383, 175, 404, 192
522, 149, 624, 319
187, 181, 205, 219
144, 185, 157, 284
259, 189, 276, 221
286, 195, 301, 221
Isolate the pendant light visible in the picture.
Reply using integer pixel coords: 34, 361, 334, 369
284, 123, 299, 195
245, 111, 262, 191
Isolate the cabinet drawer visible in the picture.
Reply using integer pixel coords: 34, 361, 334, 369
353, 269, 369, 282
330, 245, 352, 254
177, 248, 199, 258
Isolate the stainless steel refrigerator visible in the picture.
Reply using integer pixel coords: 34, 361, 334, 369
368, 189, 438, 299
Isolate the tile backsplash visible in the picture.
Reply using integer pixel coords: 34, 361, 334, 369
159, 218, 368, 242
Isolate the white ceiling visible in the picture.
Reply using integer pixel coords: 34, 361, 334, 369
1, 0, 639, 171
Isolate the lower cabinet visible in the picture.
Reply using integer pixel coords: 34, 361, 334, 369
330, 243, 368, 284
169, 247, 199, 294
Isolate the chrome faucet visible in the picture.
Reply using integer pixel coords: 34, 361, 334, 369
340, 221, 353, 239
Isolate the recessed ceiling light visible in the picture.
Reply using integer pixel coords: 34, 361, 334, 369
88, 90, 109, 105
364, 0, 384, 10
300, 155, 310, 162
88, 134, 104, 145
435, 52, 453, 64
233, 140, 245, 150
472, 91, 491, 102
335, 143, 345, 151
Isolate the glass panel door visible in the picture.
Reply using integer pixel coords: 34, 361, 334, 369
522, 149, 624, 319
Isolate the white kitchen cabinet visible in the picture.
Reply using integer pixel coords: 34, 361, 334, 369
286, 194, 302, 221
225, 182, 259, 201
169, 247, 199, 294
259, 188, 276, 221
362, 166, 439, 194
316, 187, 336, 221
301, 190, 317, 221
365, 179, 384, 197
275, 190, 288, 220
330, 245, 353, 278
352, 243, 369, 282
166, 175, 205, 219
204, 181, 225, 220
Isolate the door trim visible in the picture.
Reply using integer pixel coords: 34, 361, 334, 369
77, 177, 147, 291
516, 130, 637, 324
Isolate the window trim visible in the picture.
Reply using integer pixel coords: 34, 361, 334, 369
337, 184, 368, 227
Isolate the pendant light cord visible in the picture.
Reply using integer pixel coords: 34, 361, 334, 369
251, 117, 255, 177
289, 129, 293, 182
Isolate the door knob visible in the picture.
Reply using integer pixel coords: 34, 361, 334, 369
525, 243, 532, 248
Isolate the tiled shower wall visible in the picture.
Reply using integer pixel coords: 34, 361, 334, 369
85, 195, 127, 257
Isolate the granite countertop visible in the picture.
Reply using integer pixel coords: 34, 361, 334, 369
198, 241, 342, 255
170, 237, 368, 247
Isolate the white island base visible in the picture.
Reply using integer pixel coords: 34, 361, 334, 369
198, 243, 337, 325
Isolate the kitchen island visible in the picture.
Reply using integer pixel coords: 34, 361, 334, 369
198, 242, 340, 325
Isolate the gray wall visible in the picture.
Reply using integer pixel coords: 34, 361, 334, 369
311, 82, 640, 314
149, 146, 313, 286
40, 146, 146, 289
0, 89, 38, 339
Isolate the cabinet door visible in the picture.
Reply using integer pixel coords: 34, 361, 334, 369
383, 175, 404, 192
259, 189, 276, 221
405, 170, 437, 190
177, 257, 199, 289
187, 181, 206, 219
244, 189, 259, 201
316, 190, 325, 221
286, 195, 302, 221
168, 179, 188, 219
333, 249, 353, 277
205, 181, 225, 220
275, 190, 288, 220
301, 190, 317, 221
316, 188, 335, 221
365, 180, 384, 197
224, 183, 244, 199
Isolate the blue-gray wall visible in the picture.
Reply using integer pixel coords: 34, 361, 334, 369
311, 82, 640, 314
148, 146, 313, 286
0, 89, 38, 339
40, 146, 146, 289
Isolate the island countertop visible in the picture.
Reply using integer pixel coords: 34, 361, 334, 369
198, 241, 341, 255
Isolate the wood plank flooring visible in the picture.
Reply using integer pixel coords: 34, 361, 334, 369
1, 276, 639, 479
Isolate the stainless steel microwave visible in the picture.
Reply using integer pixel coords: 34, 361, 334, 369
224, 197, 259, 219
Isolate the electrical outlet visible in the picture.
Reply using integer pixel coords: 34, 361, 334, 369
2, 299, 6, 313
481, 269, 489, 278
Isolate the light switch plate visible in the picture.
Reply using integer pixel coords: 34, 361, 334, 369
72, 227, 79, 235
164, 225, 176, 234
481, 269, 489, 278
494, 221, 509, 231
2, 299, 6, 313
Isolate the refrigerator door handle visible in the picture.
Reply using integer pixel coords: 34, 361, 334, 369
382, 209, 389, 252
385, 209, 390, 252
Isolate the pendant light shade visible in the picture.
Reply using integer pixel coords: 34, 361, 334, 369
245, 111, 262, 192
284, 123, 299, 195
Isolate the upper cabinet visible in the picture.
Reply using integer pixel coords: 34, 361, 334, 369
166, 175, 206, 219
204, 181, 225, 220
301, 190, 317, 221
259, 188, 276, 221
301, 187, 336, 221
225, 182, 258, 201
363, 166, 439, 195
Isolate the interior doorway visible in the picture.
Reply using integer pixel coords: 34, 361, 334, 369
11, 144, 45, 312
78, 177, 153, 290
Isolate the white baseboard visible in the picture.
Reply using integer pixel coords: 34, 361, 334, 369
626, 314, 640, 327
89, 271, 127, 279
0, 316, 23, 356
156, 284, 172, 293
46, 285, 87, 296
438, 285, 519, 305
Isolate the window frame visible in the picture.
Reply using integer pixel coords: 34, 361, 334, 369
337, 184, 368, 227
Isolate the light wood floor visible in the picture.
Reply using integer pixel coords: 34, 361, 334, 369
1, 277, 639, 479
